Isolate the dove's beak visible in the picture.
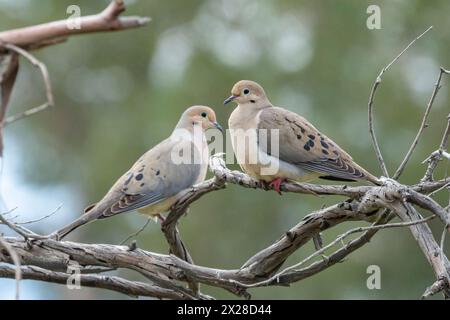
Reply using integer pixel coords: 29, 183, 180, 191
223, 95, 237, 105
212, 121, 223, 133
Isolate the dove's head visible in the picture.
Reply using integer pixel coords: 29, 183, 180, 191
178, 105, 223, 132
224, 80, 270, 108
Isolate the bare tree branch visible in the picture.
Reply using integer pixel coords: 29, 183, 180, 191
0, 0, 151, 50
1, 157, 449, 299
0, 0, 149, 157
119, 217, 152, 245
0, 52, 18, 155
0, 11, 448, 300
0, 264, 194, 300
389, 201, 450, 298
0, 43, 54, 126
422, 109, 450, 182
368, 26, 433, 178
15, 205, 62, 225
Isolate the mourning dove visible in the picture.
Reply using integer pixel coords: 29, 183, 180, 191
224, 80, 379, 193
54, 106, 222, 239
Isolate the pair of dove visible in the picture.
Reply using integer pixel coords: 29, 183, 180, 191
54, 80, 379, 240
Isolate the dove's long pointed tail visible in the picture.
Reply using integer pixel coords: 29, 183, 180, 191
54, 207, 100, 240
54, 216, 90, 240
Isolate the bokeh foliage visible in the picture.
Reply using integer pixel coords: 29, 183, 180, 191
1, 0, 450, 299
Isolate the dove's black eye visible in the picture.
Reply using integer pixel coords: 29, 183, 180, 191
243, 88, 250, 95
201, 112, 207, 118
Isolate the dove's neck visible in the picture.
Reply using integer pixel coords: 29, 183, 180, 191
234, 99, 272, 122
229, 101, 271, 132
171, 121, 207, 146
240, 98, 272, 111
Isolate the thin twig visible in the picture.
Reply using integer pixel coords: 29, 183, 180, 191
422, 110, 450, 182
0, 211, 49, 240
15, 204, 62, 225
0, 42, 54, 126
242, 215, 435, 288
4, 102, 51, 125
0, 0, 151, 50
119, 217, 152, 245
0, 264, 196, 300
428, 182, 450, 198
440, 224, 448, 278
394, 67, 449, 179
368, 26, 433, 178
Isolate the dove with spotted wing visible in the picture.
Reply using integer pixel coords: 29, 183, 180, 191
224, 80, 379, 193
54, 106, 222, 239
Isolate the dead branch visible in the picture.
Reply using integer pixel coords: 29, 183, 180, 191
0, 0, 150, 50
0, 0, 149, 155
0, 264, 195, 300
1, 155, 450, 299
0, 15, 449, 300
394, 67, 450, 179
422, 108, 450, 182
389, 201, 450, 298
367, 26, 433, 177
0, 43, 54, 126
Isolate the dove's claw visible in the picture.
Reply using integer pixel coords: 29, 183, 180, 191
268, 178, 286, 195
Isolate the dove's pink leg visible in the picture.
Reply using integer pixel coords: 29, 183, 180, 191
258, 180, 269, 190
156, 213, 165, 223
268, 178, 286, 194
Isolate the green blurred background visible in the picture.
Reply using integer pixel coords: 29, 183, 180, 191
1, 0, 450, 299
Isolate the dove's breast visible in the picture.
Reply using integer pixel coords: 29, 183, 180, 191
229, 105, 315, 181
229, 106, 262, 178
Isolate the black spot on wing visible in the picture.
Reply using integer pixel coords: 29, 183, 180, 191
284, 117, 306, 133
297, 156, 366, 181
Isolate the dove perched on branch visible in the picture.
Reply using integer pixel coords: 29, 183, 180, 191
224, 80, 379, 193
54, 106, 222, 240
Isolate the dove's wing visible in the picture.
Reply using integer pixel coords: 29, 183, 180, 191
95, 137, 203, 217
258, 107, 378, 183
55, 137, 204, 239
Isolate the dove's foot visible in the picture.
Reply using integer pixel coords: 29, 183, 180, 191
258, 180, 270, 190
155, 213, 166, 223
268, 178, 286, 195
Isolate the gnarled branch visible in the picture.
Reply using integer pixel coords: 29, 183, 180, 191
1, 155, 450, 299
